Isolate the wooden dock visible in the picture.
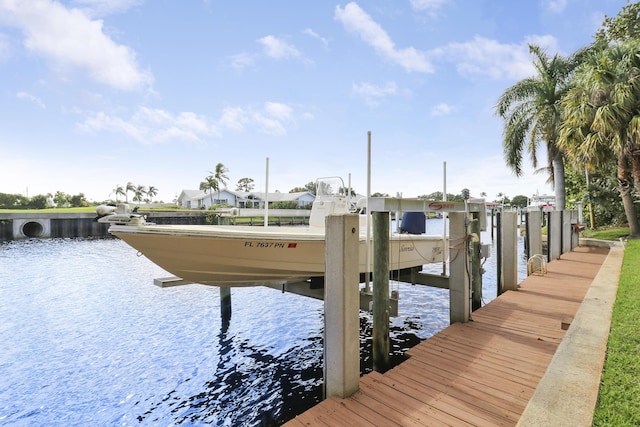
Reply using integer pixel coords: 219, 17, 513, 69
284, 246, 611, 426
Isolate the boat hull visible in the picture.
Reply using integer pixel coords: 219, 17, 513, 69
111, 224, 445, 287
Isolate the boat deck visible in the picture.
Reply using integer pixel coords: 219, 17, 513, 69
284, 245, 611, 426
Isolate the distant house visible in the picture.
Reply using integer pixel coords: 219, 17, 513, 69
177, 189, 315, 209
239, 191, 315, 209
177, 189, 239, 209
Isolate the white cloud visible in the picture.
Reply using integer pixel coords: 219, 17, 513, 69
79, 107, 219, 144
16, 91, 46, 108
174, 111, 212, 135
219, 102, 296, 135
255, 102, 295, 136
264, 102, 293, 121
257, 35, 301, 59
219, 107, 249, 131
410, 0, 447, 13
352, 81, 398, 107
303, 28, 329, 48
0, 0, 153, 91
214, 104, 296, 137
0, 33, 10, 61
252, 113, 287, 136
230, 52, 256, 70
542, 0, 568, 14
80, 111, 147, 143
232, 35, 308, 68
430, 103, 454, 116
524, 34, 559, 53
70, 0, 143, 17
334, 2, 433, 73
432, 35, 558, 80
193, 102, 296, 137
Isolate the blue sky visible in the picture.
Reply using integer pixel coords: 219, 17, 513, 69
0, 0, 629, 203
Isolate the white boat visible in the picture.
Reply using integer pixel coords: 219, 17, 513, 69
98, 177, 446, 287
527, 194, 555, 211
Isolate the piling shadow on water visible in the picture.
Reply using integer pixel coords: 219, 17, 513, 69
136, 311, 426, 426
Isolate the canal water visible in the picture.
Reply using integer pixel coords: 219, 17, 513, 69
0, 219, 527, 426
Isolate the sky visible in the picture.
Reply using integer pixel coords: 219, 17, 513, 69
0, 0, 630, 204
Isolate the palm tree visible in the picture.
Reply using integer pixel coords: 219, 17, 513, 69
147, 186, 158, 203
125, 182, 135, 203
200, 176, 218, 207
133, 185, 147, 205
113, 185, 125, 202
558, 40, 640, 237
495, 44, 586, 210
210, 163, 229, 204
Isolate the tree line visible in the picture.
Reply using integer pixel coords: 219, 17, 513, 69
0, 182, 161, 209
0, 191, 89, 209
495, 2, 640, 234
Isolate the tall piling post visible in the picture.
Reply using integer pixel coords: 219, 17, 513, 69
549, 210, 562, 260
449, 211, 470, 323
527, 210, 542, 259
501, 211, 518, 292
324, 214, 360, 399
470, 215, 482, 311
372, 211, 390, 372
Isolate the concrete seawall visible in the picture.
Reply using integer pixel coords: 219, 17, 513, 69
0, 211, 210, 241
0, 212, 109, 241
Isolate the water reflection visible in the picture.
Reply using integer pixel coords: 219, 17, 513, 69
138, 306, 324, 426
0, 219, 527, 426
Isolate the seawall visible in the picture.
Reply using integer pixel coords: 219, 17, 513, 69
0, 211, 209, 241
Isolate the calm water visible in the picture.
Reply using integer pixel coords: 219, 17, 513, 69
0, 219, 526, 426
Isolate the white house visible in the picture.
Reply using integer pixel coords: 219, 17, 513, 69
239, 191, 315, 208
177, 189, 239, 209
177, 189, 315, 210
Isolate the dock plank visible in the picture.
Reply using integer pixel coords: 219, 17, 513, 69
359, 372, 462, 427
283, 246, 610, 426
371, 370, 515, 426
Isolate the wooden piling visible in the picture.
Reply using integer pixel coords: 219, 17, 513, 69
372, 211, 390, 372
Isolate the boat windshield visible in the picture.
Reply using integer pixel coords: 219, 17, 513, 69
315, 177, 346, 197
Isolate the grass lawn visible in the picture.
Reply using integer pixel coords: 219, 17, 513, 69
0, 206, 186, 214
0, 207, 97, 213
582, 227, 631, 241
592, 239, 640, 426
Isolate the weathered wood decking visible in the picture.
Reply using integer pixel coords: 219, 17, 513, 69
284, 246, 610, 426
